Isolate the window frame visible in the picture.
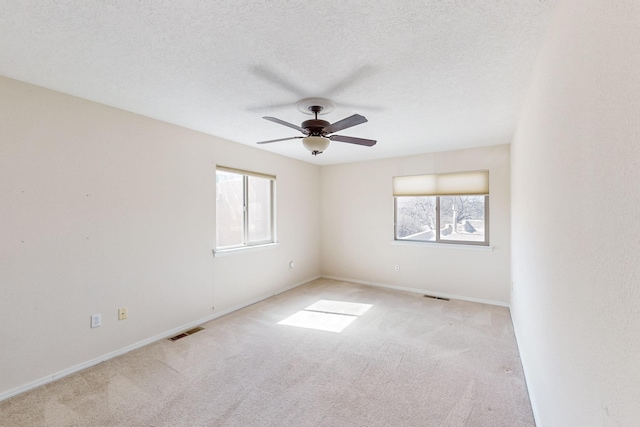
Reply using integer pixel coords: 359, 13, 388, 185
215, 166, 276, 251
393, 195, 489, 246
392, 171, 490, 247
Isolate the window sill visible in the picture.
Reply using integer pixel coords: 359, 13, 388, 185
391, 240, 493, 251
213, 242, 279, 257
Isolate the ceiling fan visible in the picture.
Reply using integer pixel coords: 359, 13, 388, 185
257, 98, 376, 156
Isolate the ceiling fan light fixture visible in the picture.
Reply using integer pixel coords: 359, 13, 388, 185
302, 136, 330, 156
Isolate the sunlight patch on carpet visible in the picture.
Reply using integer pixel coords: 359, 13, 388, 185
278, 311, 357, 333
305, 300, 373, 316
278, 300, 373, 333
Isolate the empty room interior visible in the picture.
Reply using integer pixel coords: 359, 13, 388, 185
1, 1, 638, 426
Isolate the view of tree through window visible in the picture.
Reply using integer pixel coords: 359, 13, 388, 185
396, 197, 437, 241
395, 195, 487, 245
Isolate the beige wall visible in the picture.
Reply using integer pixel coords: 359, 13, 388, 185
0, 76, 321, 398
511, 0, 640, 425
0, 75, 513, 400
320, 144, 511, 305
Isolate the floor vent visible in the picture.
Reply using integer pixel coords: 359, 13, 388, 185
168, 326, 204, 341
423, 294, 450, 301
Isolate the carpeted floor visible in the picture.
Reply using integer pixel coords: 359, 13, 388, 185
0, 278, 535, 426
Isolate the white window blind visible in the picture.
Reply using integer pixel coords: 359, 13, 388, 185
216, 165, 276, 181
392, 170, 489, 196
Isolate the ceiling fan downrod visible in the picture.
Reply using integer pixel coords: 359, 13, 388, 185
309, 105, 323, 120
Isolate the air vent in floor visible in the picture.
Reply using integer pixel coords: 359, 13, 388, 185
168, 326, 204, 341
423, 294, 450, 301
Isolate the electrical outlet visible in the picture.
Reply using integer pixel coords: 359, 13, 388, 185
118, 307, 127, 320
91, 314, 101, 328
394, 265, 400, 272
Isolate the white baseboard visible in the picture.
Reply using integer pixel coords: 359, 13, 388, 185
0, 275, 319, 403
510, 315, 541, 426
321, 275, 510, 308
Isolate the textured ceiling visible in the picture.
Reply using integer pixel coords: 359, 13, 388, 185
0, 1, 557, 165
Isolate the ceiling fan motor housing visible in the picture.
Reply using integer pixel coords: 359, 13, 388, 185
301, 119, 330, 136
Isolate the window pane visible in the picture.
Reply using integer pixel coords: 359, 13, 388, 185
395, 196, 437, 241
248, 176, 272, 243
439, 196, 485, 242
216, 171, 244, 248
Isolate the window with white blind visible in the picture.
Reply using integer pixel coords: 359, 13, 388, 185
393, 171, 489, 246
216, 166, 275, 250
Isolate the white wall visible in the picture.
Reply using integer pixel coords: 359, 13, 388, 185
320, 144, 511, 305
0, 76, 321, 398
511, 0, 640, 425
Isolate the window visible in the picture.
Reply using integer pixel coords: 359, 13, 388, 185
216, 166, 275, 250
393, 171, 489, 246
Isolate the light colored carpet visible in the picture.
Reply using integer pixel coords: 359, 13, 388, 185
0, 278, 535, 426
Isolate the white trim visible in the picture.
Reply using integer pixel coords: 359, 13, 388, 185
0, 275, 319, 403
511, 316, 541, 427
391, 240, 494, 251
322, 275, 510, 308
213, 242, 279, 257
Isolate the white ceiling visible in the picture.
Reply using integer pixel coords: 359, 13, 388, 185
0, 1, 557, 166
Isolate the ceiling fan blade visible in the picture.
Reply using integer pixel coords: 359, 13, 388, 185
257, 136, 303, 144
323, 65, 376, 98
325, 114, 368, 134
252, 66, 307, 97
247, 101, 295, 112
330, 135, 377, 147
263, 116, 308, 134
